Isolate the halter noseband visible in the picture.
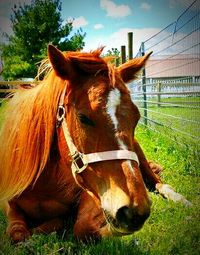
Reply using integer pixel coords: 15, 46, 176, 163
56, 87, 139, 177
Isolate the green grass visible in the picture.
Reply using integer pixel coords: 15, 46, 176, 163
0, 104, 200, 254
138, 97, 200, 144
161, 97, 200, 105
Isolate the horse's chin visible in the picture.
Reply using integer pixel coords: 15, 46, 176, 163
109, 223, 143, 236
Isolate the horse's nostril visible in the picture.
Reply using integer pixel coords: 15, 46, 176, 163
116, 206, 150, 230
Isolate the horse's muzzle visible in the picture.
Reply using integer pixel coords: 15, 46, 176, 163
117, 206, 150, 231
107, 206, 150, 234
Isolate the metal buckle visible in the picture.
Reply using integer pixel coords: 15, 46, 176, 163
56, 105, 65, 128
71, 152, 88, 174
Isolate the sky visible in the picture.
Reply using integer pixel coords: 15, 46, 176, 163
0, 0, 195, 55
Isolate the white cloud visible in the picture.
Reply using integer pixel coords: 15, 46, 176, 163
83, 27, 161, 55
84, 27, 199, 62
94, 23, 104, 29
100, 0, 131, 18
108, 28, 161, 55
140, 2, 151, 11
83, 35, 107, 52
67, 16, 88, 29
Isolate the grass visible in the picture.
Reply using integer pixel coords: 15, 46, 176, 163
0, 103, 200, 254
137, 97, 200, 144
161, 97, 200, 105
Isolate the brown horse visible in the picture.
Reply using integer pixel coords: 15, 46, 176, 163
0, 45, 190, 243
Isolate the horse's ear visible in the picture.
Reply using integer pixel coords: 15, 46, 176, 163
117, 52, 152, 83
48, 44, 73, 79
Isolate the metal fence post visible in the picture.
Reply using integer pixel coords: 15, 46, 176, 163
141, 42, 148, 125
157, 82, 161, 107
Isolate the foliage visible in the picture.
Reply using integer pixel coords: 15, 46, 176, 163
104, 47, 120, 66
0, 103, 199, 255
105, 48, 120, 57
0, 0, 86, 80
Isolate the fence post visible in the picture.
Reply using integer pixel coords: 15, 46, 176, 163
121, 45, 126, 64
128, 32, 133, 60
157, 82, 161, 107
141, 42, 148, 125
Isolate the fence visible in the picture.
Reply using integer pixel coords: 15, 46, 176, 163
132, 0, 200, 146
0, 80, 37, 101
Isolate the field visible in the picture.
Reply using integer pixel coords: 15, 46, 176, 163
136, 96, 200, 144
0, 102, 200, 255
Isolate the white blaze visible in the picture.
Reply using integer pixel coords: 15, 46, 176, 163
106, 88, 135, 173
106, 88, 127, 150
106, 89, 121, 131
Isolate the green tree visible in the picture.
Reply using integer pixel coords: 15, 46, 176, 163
1, 0, 86, 80
104, 48, 120, 66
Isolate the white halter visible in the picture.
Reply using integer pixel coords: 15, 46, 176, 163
56, 87, 139, 176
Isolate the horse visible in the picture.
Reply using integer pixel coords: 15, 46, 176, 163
0, 45, 190, 243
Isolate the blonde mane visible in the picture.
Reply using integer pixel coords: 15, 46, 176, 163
0, 71, 66, 201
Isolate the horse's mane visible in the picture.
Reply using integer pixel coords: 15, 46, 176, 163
0, 47, 119, 202
0, 72, 66, 201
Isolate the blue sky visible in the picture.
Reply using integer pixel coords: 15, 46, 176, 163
0, 0, 194, 55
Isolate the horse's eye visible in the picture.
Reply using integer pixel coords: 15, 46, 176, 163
78, 114, 95, 127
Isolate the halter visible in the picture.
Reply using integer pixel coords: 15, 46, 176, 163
56, 87, 139, 177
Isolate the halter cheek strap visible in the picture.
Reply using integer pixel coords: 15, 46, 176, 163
57, 87, 139, 177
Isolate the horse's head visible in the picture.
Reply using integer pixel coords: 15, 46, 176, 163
48, 45, 152, 235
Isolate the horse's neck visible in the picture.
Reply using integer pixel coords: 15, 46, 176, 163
31, 137, 80, 200
30, 158, 80, 202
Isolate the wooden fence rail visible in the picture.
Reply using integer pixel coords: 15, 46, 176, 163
0, 80, 36, 86
0, 80, 37, 100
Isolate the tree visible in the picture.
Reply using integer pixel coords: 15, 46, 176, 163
1, 0, 86, 80
104, 48, 120, 66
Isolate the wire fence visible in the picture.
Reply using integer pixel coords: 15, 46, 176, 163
132, 0, 200, 147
